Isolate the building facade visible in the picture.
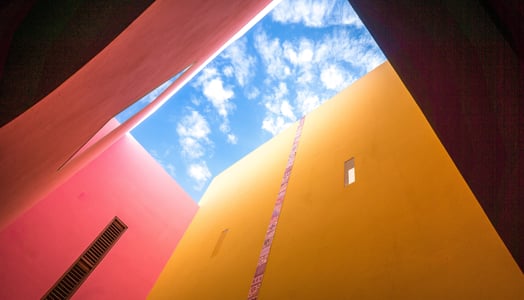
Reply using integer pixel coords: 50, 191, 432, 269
0, 119, 198, 299
149, 63, 524, 299
0, 0, 522, 298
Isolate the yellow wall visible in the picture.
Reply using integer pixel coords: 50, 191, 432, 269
149, 62, 524, 299
148, 122, 298, 299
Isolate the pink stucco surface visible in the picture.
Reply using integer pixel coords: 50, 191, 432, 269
0, 0, 273, 231
0, 126, 198, 299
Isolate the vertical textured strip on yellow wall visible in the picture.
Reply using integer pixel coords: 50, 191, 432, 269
247, 117, 306, 300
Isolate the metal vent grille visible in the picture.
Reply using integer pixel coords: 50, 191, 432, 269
42, 217, 127, 300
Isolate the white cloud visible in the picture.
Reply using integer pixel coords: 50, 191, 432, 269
283, 39, 314, 66
296, 90, 321, 115
274, 82, 288, 99
254, 29, 291, 79
254, 20, 385, 136
202, 78, 234, 117
222, 37, 256, 86
246, 87, 260, 100
194, 66, 237, 137
257, 26, 383, 91
262, 115, 294, 136
176, 111, 211, 158
216, 115, 237, 145
260, 82, 297, 136
337, 2, 363, 27
187, 161, 212, 190
280, 100, 296, 120
282, 39, 316, 86
263, 82, 290, 115
320, 64, 355, 91
227, 133, 238, 144
194, 67, 219, 86
313, 29, 385, 73
179, 137, 205, 159
296, 68, 314, 85
271, 0, 363, 28
262, 115, 291, 136
219, 121, 230, 133
223, 65, 234, 77
272, 0, 332, 27
176, 111, 210, 139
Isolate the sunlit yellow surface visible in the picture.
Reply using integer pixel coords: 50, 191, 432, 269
149, 62, 524, 299
148, 121, 298, 299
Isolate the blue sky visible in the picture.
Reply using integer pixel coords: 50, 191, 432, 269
116, 0, 385, 202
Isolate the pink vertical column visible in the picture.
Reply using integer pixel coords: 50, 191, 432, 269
247, 117, 305, 300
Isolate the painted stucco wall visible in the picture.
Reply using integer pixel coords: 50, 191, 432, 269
149, 119, 298, 299
0, 0, 274, 231
0, 121, 198, 299
149, 62, 523, 299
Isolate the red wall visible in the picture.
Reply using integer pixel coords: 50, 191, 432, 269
0, 120, 198, 299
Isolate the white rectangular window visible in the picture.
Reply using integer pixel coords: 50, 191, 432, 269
344, 158, 355, 186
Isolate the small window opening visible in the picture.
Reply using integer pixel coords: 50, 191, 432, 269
344, 158, 355, 186
211, 228, 229, 257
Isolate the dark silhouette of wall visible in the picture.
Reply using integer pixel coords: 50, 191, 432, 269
349, 0, 523, 270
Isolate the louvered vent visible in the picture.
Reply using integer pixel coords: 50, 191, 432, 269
43, 217, 127, 300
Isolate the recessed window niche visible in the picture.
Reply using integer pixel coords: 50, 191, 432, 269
344, 158, 355, 186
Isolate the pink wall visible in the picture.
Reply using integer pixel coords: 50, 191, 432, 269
0, 125, 198, 299
0, 0, 273, 231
